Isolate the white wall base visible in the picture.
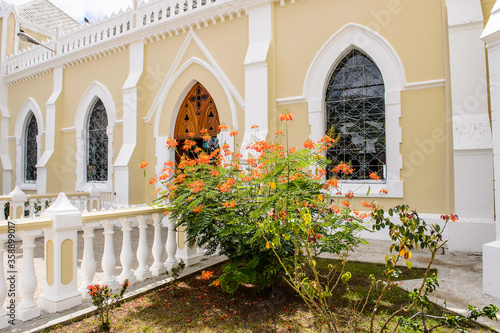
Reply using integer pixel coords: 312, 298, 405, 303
447, 220, 496, 252
176, 251, 202, 267
483, 241, 500, 298
39, 291, 82, 313
151, 266, 167, 276
134, 269, 152, 282
359, 214, 494, 253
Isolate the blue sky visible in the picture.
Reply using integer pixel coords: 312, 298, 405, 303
6, 0, 132, 23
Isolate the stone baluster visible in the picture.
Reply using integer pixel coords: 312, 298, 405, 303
17, 230, 41, 321
79, 222, 99, 299
164, 216, 178, 270
0, 235, 9, 328
151, 214, 166, 275
118, 217, 136, 285
100, 220, 119, 290
135, 215, 152, 281
28, 199, 35, 217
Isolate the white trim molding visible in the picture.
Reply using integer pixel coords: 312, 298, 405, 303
304, 23, 404, 197
75, 81, 117, 192
14, 97, 44, 191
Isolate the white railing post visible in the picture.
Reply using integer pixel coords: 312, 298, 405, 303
118, 217, 136, 285
28, 199, 35, 217
100, 220, 119, 290
151, 213, 166, 276
135, 215, 152, 281
79, 222, 99, 299
0, 235, 9, 328
175, 224, 202, 266
8, 186, 27, 219
164, 216, 178, 270
39, 193, 82, 312
88, 184, 101, 211
17, 230, 40, 321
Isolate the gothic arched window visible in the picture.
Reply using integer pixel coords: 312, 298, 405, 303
24, 112, 38, 183
87, 98, 108, 182
326, 49, 386, 181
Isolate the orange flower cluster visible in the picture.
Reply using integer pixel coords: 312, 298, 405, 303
361, 201, 372, 208
222, 201, 236, 208
230, 131, 238, 137
218, 124, 227, 130
189, 180, 205, 193
303, 140, 315, 149
345, 192, 354, 199
183, 139, 197, 150
379, 189, 388, 194
331, 163, 354, 175
166, 138, 178, 148
341, 200, 350, 207
148, 177, 157, 185
139, 161, 148, 169
218, 178, 236, 192
327, 178, 339, 188
279, 112, 293, 121
193, 205, 203, 213
251, 125, 259, 129
202, 135, 211, 142
201, 270, 214, 280
275, 129, 283, 136
369, 172, 380, 180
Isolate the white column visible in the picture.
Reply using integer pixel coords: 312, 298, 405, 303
241, 3, 272, 158
151, 214, 166, 276
17, 230, 40, 321
100, 220, 119, 290
39, 193, 82, 312
164, 217, 178, 270
481, 0, 500, 298
79, 222, 99, 299
114, 41, 143, 206
446, 0, 495, 252
118, 217, 136, 285
135, 215, 152, 281
0, 235, 9, 328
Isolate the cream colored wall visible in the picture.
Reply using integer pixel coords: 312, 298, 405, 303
273, 0, 449, 213
6, 13, 15, 57
136, 17, 248, 204
59, 51, 128, 192
7, 73, 53, 190
482, 0, 496, 22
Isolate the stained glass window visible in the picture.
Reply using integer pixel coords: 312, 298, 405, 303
24, 112, 38, 183
326, 49, 386, 181
87, 98, 108, 182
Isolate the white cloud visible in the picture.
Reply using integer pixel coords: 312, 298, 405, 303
4, 0, 132, 23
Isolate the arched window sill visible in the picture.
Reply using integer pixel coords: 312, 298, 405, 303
328, 181, 403, 198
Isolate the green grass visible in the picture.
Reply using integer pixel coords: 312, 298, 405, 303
43, 259, 493, 333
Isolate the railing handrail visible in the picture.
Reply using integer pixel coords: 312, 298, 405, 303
27, 192, 92, 200
0, 216, 52, 233
82, 205, 165, 223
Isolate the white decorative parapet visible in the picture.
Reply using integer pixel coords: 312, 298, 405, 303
3, 0, 230, 76
0, 194, 194, 327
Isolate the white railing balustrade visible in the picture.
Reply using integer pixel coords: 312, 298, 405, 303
0, 186, 116, 220
4, 0, 227, 76
0, 193, 203, 328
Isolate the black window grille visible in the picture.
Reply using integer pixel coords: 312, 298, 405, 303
87, 98, 108, 182
326, 49, 386, 180
24, 112, 38, 183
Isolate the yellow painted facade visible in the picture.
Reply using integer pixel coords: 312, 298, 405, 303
0, 0, 496, 251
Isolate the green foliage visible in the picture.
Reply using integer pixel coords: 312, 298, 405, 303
87, 280, 129, 332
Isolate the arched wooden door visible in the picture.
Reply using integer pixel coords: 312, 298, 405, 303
174, 82, 221, 162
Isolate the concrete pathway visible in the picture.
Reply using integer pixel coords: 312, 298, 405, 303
320, 239, 500, 331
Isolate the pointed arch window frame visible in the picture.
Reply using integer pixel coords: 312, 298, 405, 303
75, 82, 116, 192
304, 24, 404, 198
86, 98, 109, 183
24, 111, 39, 184
14, 98, 44, 192
325, 49, 387, 182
